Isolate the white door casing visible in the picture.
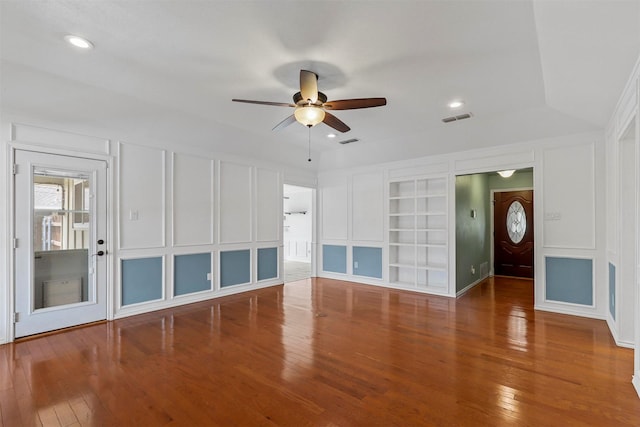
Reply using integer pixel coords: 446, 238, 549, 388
14, 150, 108, 337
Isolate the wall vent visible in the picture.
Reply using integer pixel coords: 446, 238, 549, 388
338, 138, 359, 145
442, 112, 473, 123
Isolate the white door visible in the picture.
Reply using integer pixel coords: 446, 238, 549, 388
14, 150, 108, 338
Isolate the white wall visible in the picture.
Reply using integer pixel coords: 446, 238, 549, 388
605, 53, 640, 397
0, 121, 8, 344
0, 119, 315, 343
317, 131, 607, 317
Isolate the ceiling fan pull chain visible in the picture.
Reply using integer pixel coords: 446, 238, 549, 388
308, 126, 312, 162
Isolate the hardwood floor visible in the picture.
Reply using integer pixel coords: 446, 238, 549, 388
1, 277, 639, 426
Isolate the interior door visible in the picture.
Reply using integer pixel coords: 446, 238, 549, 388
14, 150, 108, 338
494, 190, 534, 278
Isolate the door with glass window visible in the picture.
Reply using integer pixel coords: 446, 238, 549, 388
14, 150, 107, 338
494, 190, 534, 278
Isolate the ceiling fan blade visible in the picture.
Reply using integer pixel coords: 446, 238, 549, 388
272, 114, 297, 131
232, 99, 296, 107
323, 112, 351, 133
323, 98, 387, 110
300, 70, 318, 103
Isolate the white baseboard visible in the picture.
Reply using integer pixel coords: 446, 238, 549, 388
534, 304, 606, 320
456, 274, 489, 297
633, 374, 640, 399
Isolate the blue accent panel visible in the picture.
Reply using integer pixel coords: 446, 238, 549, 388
353, 246, 382, 279
609, 263, 616, 320
122, 257, 163, 306
545, 257, 593, 305
257, 247, 278, 281
220, 249, 250, 287
175, 253, 211, 296
323, 245, 347, 274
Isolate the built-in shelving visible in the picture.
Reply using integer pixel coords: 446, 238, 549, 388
388, 176, 448, 291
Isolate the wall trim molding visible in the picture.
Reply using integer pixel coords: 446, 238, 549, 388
456, 274, 489, 297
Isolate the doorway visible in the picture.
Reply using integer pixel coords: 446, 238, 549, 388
283, 184, 313, 282
454, 168, 534, 294
13, 150, 108, 338
493, 190, 534, 278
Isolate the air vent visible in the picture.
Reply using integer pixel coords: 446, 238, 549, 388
442, 112, 473, 123
338, 138, 359, 145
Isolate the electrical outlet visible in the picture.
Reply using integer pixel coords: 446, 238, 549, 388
354, 261, 359, 269
207, 273, 212, 281
129, 209, 139, 221
470, 265, 476, 275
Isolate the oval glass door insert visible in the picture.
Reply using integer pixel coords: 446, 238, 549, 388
506, 201, 526, 244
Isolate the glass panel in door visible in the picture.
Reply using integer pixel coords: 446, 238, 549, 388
32, 169, 92, 310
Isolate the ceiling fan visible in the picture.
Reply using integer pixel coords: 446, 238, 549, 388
232, 70, 387, 133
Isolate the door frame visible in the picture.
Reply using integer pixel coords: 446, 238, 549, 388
490, 186, 534, 277
282, 183, 317, 281
8, 143, 114, 342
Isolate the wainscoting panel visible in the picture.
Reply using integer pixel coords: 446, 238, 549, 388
321, 179, 348, 240
609, 262, 616, 320
352, 172, 384, 242
172, 153, 214, 246
542, 143, 595, 249
257, 247, 278, 281
353, 246, 382, 279
119, 143, 165, 249
174, 253, 211, 296
256, 168, 280, 242
323, 245, 347, 274
545, 257, 593, 306
220, 249, 251, 287
219, 162, 252, 244
121, 257, 163, 306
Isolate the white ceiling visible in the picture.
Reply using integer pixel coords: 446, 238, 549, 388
1, 1, 639, 171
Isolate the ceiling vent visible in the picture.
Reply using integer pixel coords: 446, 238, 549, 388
338, 138, 360, 145
442, 112, 473, 123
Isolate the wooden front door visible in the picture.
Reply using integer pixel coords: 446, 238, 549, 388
494, 190, 534, 278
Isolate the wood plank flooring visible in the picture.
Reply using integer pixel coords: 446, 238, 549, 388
1, 276, 639, 426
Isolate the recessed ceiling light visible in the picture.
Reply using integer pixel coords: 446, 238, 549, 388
64, 35, 94, 49
327, 133, 337, 138
448, 100, 464, 109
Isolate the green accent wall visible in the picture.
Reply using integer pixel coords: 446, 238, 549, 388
455, 174, 491, 292
488, 168, 533, 190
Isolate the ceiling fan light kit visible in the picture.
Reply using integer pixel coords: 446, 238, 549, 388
233, 70, 387, 133
294, 105, 325, 127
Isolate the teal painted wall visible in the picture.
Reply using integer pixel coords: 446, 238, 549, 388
323, 245, 347, 274
122, 257, 163, 305
609, 263, 616, 319
455, 174, 491, 292
174, 253, 211, 296
257, 247, 278, 281
545, 257, 593, 305
353, 246, 382, 278
220, 250, 251, 287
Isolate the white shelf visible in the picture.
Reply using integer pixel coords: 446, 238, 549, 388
389, 262, 416, 268
417, 263, 447, 271
388, 175, 448, 291
416, 211, 446, 216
